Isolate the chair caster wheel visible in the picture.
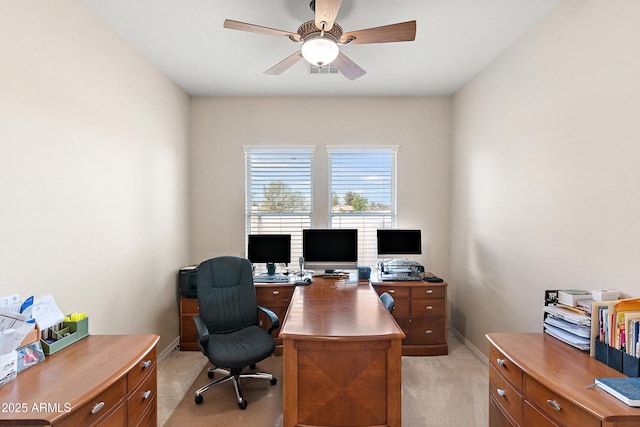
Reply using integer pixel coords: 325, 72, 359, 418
207, 371, 214, 379
195, 395, 203, 405
238, 400, 247, 410
270, 377, 277, 385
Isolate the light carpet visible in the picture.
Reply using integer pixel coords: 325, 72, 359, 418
162, 334, 488, 426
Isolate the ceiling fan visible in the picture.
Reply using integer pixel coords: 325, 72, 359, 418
223, 0, 416, 81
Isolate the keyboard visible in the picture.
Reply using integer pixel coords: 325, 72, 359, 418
253, 275, 290, 283
380, 275, 422, 282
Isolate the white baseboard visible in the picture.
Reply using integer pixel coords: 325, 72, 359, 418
158, 336, 181, 362
450, 327, 489, 366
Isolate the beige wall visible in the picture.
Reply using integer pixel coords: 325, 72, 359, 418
451, 0, 640, 355
0, 1, 190, 352
189, 97, 452, 278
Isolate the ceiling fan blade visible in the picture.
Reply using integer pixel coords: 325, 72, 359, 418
332, 51, 366, 81
314, 0, 342, 31
224, 19, 301, 41
264, 52, 304, 75
340, 20, 416, 45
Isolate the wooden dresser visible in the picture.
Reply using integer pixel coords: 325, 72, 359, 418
179, 283, 294, 353
486, 333, 640, 426
371, 276, 448, 356
0, 335, 159, 426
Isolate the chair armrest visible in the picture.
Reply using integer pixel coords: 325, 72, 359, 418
257, 305, 280, 335
192, 315, 209, 350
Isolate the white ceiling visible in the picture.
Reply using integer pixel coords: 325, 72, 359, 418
83, 0, 560, 97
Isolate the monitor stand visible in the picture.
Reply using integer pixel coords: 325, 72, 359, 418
266, 262, 276, 276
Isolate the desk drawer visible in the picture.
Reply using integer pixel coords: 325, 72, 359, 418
411, 285, 445, 299
371, 285, 410, 299
58, 377, 126, 427
127, 366, 157, 425
127, 347, 156, 392
489, 365, 523, 426
410, 299, 445, 318
401, 317, 446, 345
255, 286, 294, 307
489, 344, 523, 391
525, 375, 599, 427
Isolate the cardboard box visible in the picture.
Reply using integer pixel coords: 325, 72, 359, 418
0, 351, 17, 387
18, 324, 40, 348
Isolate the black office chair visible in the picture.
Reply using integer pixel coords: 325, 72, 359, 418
380, 292, 395, 313
192, 256, 279, 409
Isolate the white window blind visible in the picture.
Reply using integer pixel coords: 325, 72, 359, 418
328, 146, 398, 268
244, 146, 314, 271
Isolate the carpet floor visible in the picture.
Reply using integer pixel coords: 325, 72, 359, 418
159, 333, 489, 426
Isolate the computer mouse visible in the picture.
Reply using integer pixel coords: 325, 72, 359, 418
295, 278, 313, 286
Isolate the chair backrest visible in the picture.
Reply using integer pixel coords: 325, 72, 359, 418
196, 256, 258, 334
380, 292, 395, 313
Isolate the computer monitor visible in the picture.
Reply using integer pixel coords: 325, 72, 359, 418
302, 229, 358, 272
247, 234, 291, 275
376, 229, 422, 256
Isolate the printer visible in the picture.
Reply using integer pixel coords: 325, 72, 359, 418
378, 258, 424, 278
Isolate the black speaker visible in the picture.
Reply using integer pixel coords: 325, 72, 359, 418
178, 266, 198, 298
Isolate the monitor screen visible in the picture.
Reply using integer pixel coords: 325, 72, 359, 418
302, 229, 358, 270
248, 234, 291, 271
376, 229, 422, 256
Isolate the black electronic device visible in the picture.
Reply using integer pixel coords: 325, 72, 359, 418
376, 229, 422, 256
302, 228, 358, 272
294, 277, 313, 286
178, 266, 198, 298
424, 276, 443, 283
248, 234, 291, 275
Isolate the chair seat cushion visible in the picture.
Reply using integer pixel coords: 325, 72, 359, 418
207, 325, 275, 369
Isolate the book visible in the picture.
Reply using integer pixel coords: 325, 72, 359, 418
594, 377, 640, 407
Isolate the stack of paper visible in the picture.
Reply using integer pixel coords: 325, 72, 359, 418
543, 304, 591, 351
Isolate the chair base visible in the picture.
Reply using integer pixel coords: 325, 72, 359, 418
194, 366, 277, 410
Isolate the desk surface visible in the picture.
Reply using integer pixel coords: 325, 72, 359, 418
279, 277, 405, 340
0, 335, 159, 424
280, 277, 404, 427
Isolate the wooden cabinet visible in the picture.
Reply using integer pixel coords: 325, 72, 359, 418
180, 284, 294, 354
179, 296, 200, 351
487, 333, 640, 427
0, 335, 158, 426
372, 277, 448, 356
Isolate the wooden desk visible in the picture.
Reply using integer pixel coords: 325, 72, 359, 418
0, 335, 159, 426
487, 333, 640, 426
280, 277, 405, 427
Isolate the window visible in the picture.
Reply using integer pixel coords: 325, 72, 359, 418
244, 146, 314, 271
328, 146, 398, 268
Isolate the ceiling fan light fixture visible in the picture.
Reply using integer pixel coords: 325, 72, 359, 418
301, 36, 339, 66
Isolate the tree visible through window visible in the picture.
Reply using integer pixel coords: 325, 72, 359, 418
244, 146, 314, 271
328, 146, 398, 268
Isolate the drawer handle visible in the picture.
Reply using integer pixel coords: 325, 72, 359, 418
496, 388, 506, 397
142, 360, 152, 369
496, 358, 506, 366
388, 289, 395, 294
425, 289, 433, 294
143, 390, 152, 400
425, 330, 433, 334
425, 305, 433, 310
91, 402, 105, 414
272, 290, 280, 296
546, 399, 561, 411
